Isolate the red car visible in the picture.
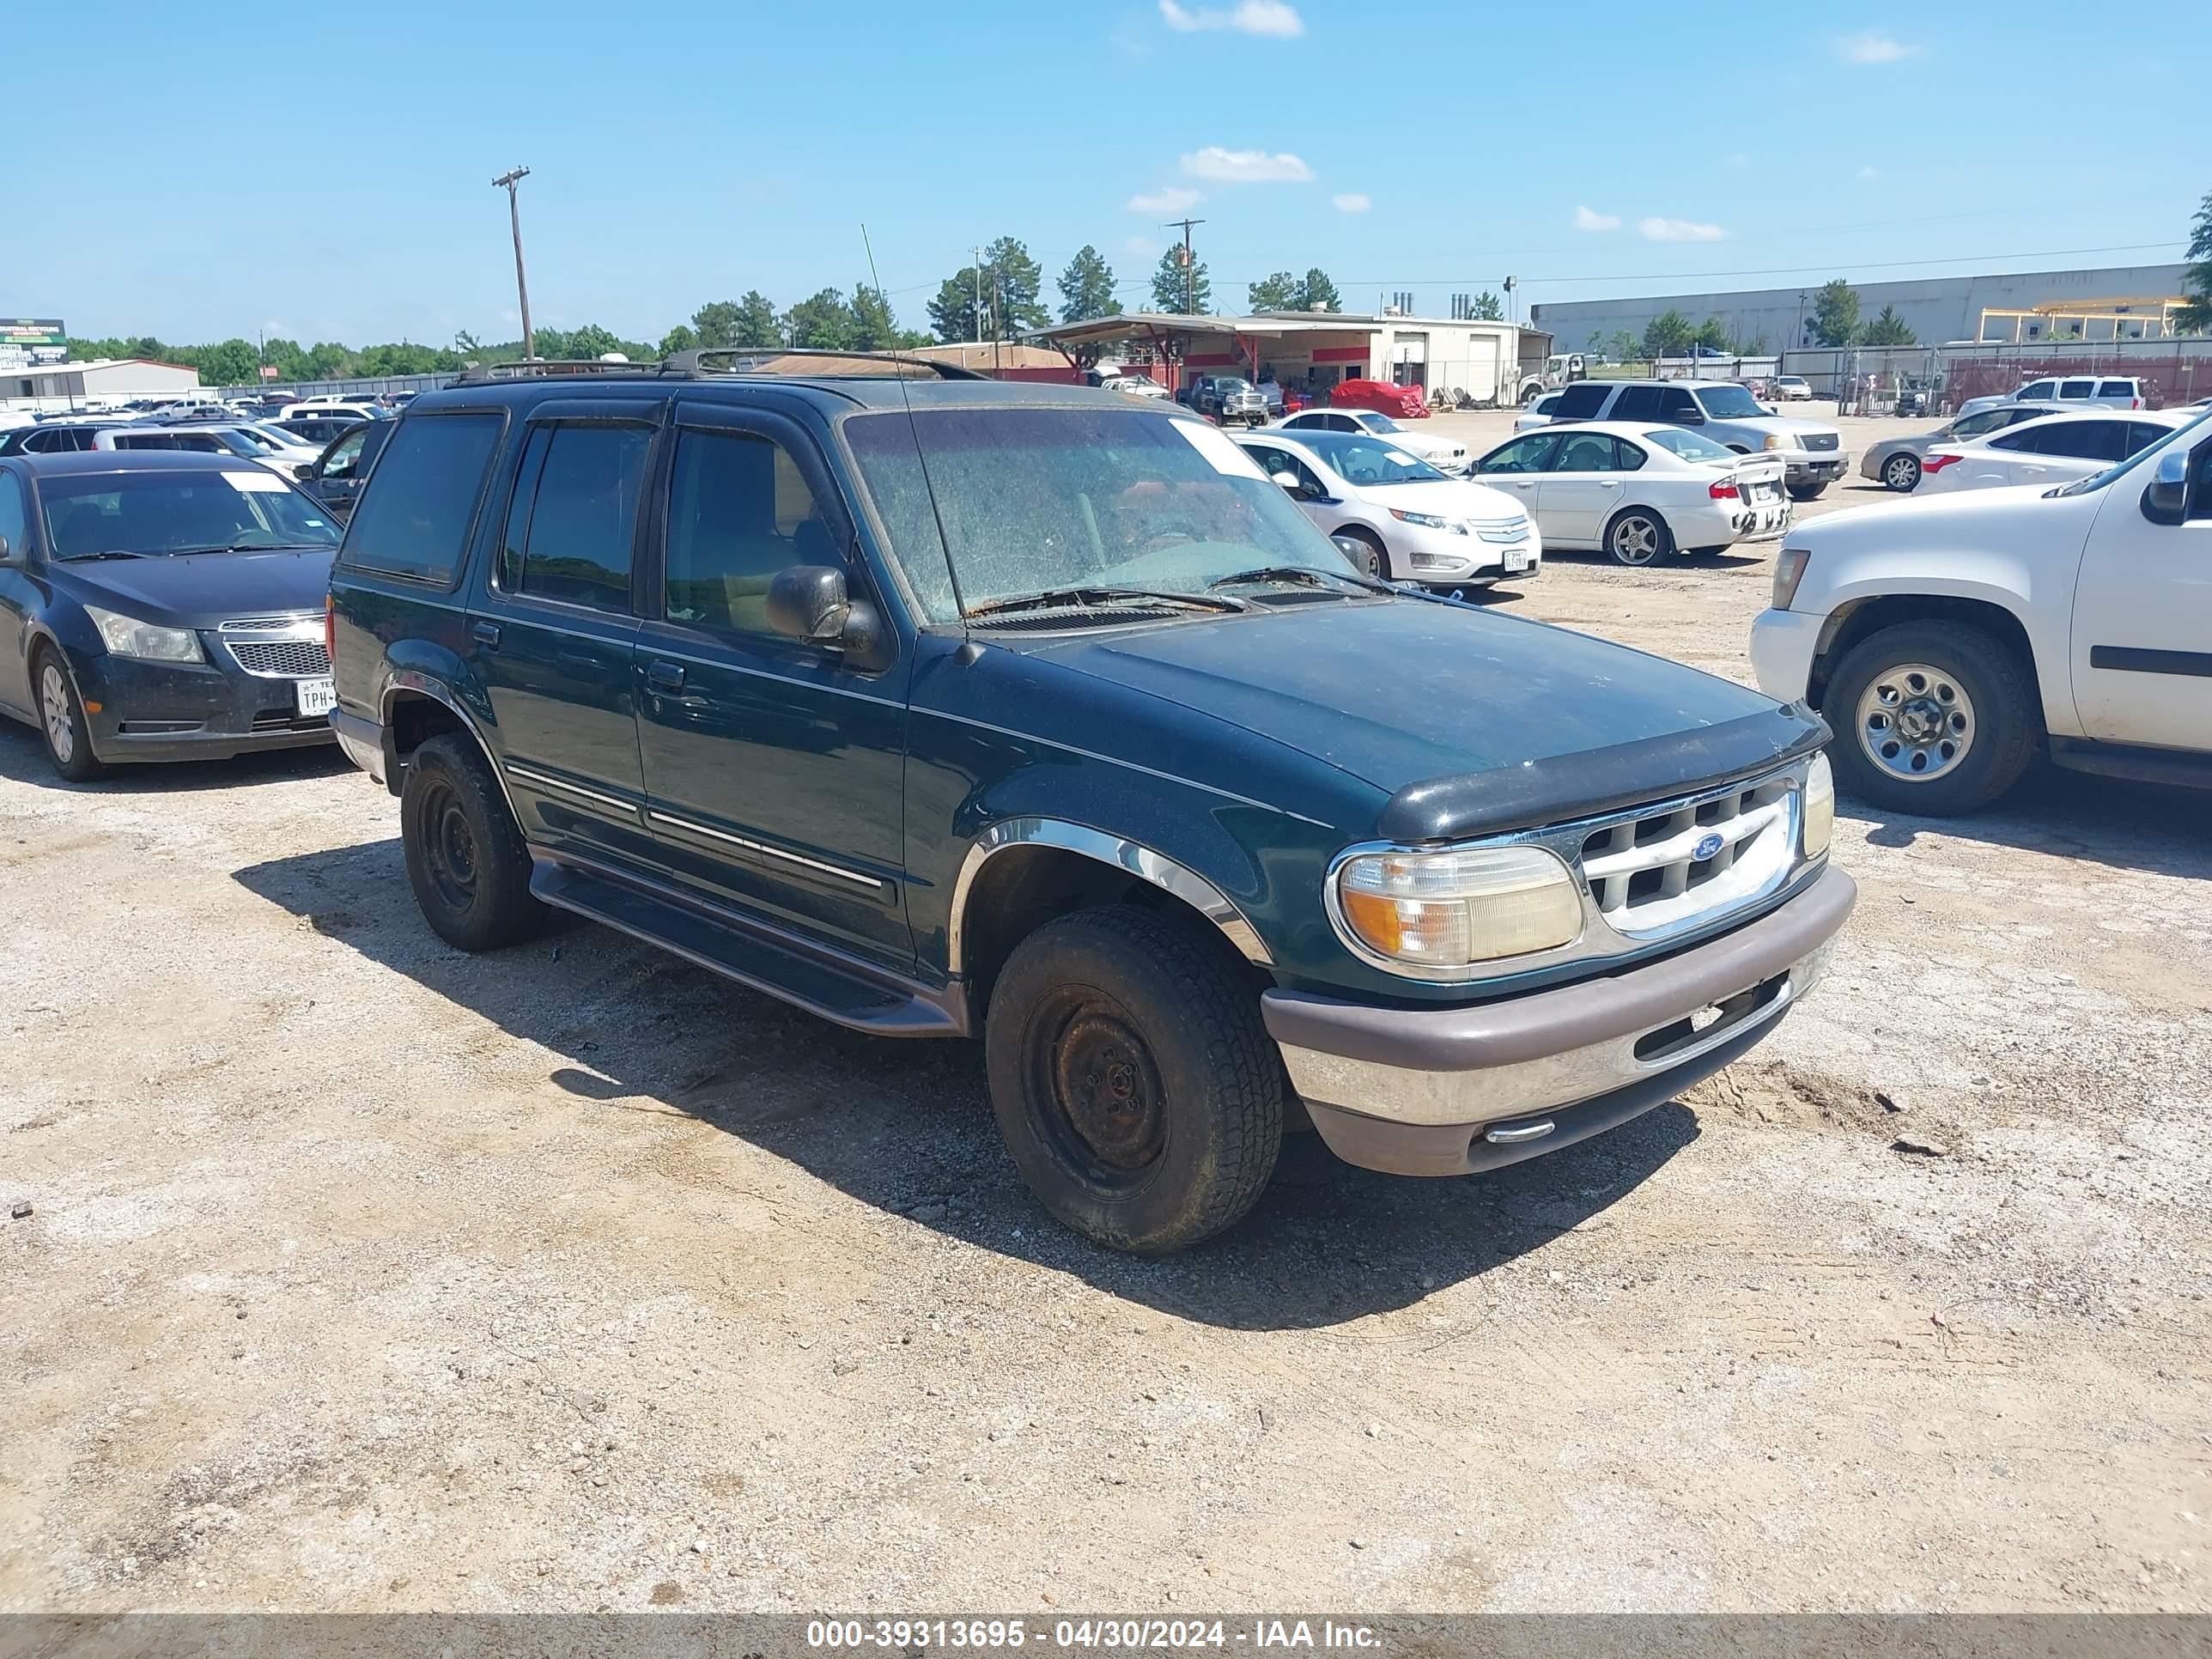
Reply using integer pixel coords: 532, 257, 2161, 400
1328, 378, 1431, 418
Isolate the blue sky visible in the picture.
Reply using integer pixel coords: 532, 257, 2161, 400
15, 0, 2207, 345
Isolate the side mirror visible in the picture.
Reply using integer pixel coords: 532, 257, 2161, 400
295, 463, 314, 480
2141, 449, 2189, 526
1269, 469, 1302, 494
766, 564, 889, 667
0, 534, 12, 564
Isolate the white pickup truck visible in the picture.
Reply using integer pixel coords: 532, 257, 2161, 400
1751, 405, 2212, 815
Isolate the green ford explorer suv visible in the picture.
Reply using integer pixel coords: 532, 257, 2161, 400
327, 349, 1856, 1254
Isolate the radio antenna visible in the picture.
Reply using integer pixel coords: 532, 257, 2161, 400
862, 222, 969, 621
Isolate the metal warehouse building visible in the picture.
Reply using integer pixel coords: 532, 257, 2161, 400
1531, 262, 2193, 353
4, 356, 203, 404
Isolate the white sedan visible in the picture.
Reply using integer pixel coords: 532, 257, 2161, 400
1235, 428, 1538, 588
1468, 421, 1790, 567
1917, 410, 2191, 495
1515, 391, 1562, 432
1267, 408, 1468, 474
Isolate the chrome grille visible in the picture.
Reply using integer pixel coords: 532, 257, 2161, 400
220, 613, 307, 632
228, 638, 331, 678
1802, 433, 1840, 453
1580, 774, 1796, 937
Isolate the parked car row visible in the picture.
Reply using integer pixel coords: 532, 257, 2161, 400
1520, 380, 1849, 501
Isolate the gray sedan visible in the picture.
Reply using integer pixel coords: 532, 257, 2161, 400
1860, 402, 2068, 491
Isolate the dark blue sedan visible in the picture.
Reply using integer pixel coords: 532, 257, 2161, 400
0, 451, 343, 780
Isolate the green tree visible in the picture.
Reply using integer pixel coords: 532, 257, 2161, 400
1857, 305, 1916, 346
927, 270, 985, 342
981, 236, 1048, 336
2174, 188, 2212, 334
194, 337, 263, 387
848, 285, 902, 351
1467, 290, 1504, 321
658, 323, 698, 358
783, 289, 857, 350
1809, 278, 1861, 348
693, 293, 780, 348
1152, 246, 1211, 313
1056, 246, 1119, 323
559, 324, 628, 361
1642, 309, 1694, 358
1604, 330, 1641, 363
1248, 270, 1301, 311
1298, 268, 1341, 312
1692, 316, 1732, 353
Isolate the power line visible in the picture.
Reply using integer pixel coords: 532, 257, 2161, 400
1320, 240, 2185, 290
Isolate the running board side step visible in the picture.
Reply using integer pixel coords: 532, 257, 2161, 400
530, 854, 966, 1038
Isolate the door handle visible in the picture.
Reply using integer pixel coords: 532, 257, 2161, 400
471, 622, 501, 649
1602, 480, 1622, 489
646, 659, 686, 693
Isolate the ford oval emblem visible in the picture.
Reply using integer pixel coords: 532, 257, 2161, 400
1694, 832, 1725, 860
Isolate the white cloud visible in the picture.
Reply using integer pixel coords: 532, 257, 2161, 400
1856, 164, 1881, 179
1159, 0, 1304, 36
1639, 216, 1726, 242
1180, 146, 1314, 184
1836, 30, 1918, 63
1332, 192, 1370, 214
1572, 204, 1620, 232
1124, 235, 1160, 258
1128, 185, 1202, 214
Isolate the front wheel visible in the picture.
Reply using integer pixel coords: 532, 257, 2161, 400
399, 732, 550, 950
1821, 622, 2039, 816
1604, 507, 1674, 568
1881, 453, 1922, 492
34, 648, 105, 782
1334, 526, 1389, 580
984, 907, 1283, 1255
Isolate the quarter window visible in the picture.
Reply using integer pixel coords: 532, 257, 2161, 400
2099, 380, 2136, 397
0, 471, 26, 553
501, 423, 652, 611
340, 410, 504, 586
662, 427, 837, 636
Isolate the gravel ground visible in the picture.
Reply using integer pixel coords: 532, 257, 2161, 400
4, 407, 2209, 1614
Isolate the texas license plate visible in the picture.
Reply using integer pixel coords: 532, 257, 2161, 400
295, 677, 337, 717
1503, 546, 1531, 574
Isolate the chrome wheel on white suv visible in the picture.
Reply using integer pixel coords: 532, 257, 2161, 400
1821, 622, 2039, 817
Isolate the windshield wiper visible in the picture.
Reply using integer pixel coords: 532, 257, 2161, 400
169, 541, 330, 556
1206, 564, 1394, 596
964, 586, 1251, 620
58, 549, 147, 562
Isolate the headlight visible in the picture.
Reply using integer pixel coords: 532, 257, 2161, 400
85, 605, 204, 663
1802, 753, 1834, 859
1763, 434, 1785, 451
1772, 546, 1811, 609
1388, 508, 1466, 533
1334, 845, 1583, 971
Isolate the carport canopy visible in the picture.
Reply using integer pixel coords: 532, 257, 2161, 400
1030, 312, 1360, 387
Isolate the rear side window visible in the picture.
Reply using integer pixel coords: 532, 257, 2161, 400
1554, 382, 1610, 420
1610, 386, 1665, 420
339, 411, 503, 586
2059, 380, 2096, 398
499, 422, 652, 611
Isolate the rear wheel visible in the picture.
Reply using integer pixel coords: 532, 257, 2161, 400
33, 648, 105, 782
1881, 453, 1922, 491
399, 732, 550, 950
984, 906, 1282, 1255
1821, 622, 2038, 816
1604, 507, 1674, 568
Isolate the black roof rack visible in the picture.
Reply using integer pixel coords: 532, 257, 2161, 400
452, 349, 988, 386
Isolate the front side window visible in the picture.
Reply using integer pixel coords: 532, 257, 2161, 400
1477, 434, 1560, 474
843, 408, 1355, 623
340, 410, 503, 585
663, 427, 837, 636
501, 422, 652, 611
39, 469, 339, 558
0, 471, 26, 553
1244, 442, 1327, 498
319, 428, 369, 481
2018, 381, 2055, 400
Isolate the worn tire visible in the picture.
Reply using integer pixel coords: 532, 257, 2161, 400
983, 905, 1282, 1255
399, 732, 550, 951
1334, 526, 1389, 580
33, 646, 105, 782
1820, 621, 2039, 817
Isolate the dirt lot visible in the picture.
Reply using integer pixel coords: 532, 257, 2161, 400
4, 407, 2209, 1614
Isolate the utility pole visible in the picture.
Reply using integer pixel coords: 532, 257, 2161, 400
492, 167, 535, 361
973, 246, 985, 347
1164, 217, 1205, 313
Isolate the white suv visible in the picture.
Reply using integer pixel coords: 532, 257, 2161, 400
1956, 375, 2147, 418
1750, 406, 2212, 815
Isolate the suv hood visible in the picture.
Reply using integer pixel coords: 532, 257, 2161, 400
52, 547, 336, 629
1026, 598, 1824, 837
1719, 414, 1836, 440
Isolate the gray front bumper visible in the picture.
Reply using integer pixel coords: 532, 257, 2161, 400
1262, 866, 1856, 1175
